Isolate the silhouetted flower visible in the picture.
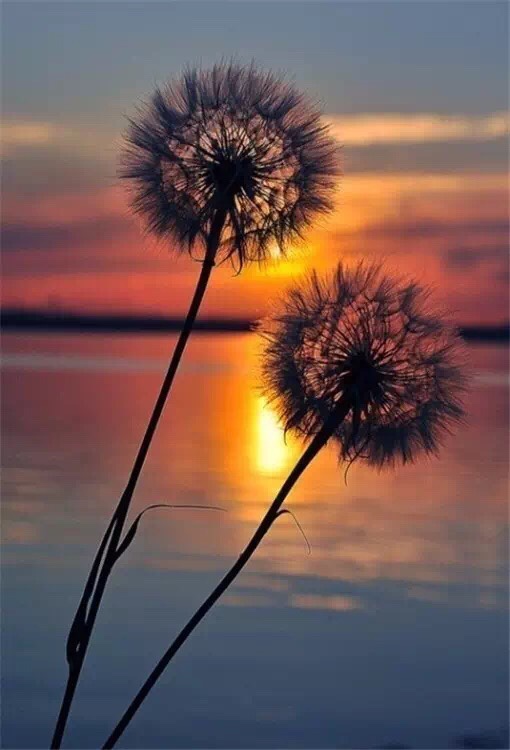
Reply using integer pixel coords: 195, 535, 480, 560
121, 62, 338, 270
101, 272, 469, 748
55, 62, 341, 748
261, 262, 466, 467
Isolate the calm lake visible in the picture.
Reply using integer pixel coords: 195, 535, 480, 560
1, 332, 508, 749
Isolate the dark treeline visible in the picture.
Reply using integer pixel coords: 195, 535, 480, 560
0, 309, 252, 333
1, 308, 509, 342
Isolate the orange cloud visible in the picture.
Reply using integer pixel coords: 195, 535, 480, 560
2, 129, 508, 324
0, 120, 64, 153
327, 111, 510, 146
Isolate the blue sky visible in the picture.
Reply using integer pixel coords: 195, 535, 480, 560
3, 1, 508, 119
2, 1, 508, 322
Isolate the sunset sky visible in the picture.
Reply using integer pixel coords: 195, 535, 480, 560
2, 1, 508, 324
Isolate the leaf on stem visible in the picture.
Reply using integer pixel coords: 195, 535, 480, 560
66, 517, 118, 666
275, 508, 312, 555
113, 504, 226, 563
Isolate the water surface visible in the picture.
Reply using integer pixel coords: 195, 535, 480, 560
2, 333, 508, 749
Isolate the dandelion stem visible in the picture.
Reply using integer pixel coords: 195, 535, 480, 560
50, 207, 227, 750
101, 394, 352, 748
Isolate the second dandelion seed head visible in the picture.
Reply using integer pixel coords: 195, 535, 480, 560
260, 262, 467, 468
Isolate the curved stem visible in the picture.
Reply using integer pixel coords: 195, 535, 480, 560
102, 396, 352, 749
51, 208, 227, 750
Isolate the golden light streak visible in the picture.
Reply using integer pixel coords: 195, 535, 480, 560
269, 242, 281, 261
255, 396, 292, 476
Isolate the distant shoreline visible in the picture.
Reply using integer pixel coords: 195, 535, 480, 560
1, 309, 509, 343
1, 310, 253, 334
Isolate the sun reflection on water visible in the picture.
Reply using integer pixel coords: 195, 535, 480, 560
254, 396, 292, 476
1, 334, 507, 603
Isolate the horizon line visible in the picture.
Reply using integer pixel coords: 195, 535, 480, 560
1, 308, 509, 342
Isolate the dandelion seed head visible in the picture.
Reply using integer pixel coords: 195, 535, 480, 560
121, 62, 339, 270
260, 262, 467, 468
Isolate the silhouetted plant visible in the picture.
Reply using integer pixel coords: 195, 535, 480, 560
51, 62, 337, 749
262, 261, 466, 467
122, 62, 337, 271
101, 262, 467, 748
